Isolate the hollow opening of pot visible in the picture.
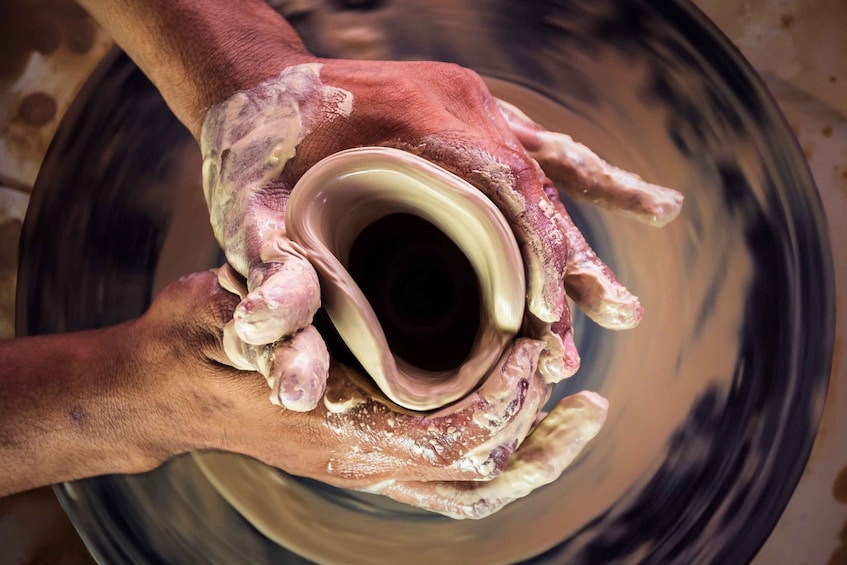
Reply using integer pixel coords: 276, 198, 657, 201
343, 212, 481, 373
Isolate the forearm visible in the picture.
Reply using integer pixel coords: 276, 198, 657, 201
76, 0, 314, 138
0, 324, 171, 496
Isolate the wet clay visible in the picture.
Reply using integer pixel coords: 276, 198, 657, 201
200, 64, 350, 409
197, 73, 746, 565
284, 147, 526, 411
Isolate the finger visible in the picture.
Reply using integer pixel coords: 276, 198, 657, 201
235, 254, 321, 345
353, 339, 548, 484
222, 321, 330, 411
440, 337, 547, 433
523, 310, 580, 384
496, 99, 683, 227
219, 262, 276, 373
549, 315, 580, 379
425, 338, 549, 482
267, 325, 330, 411
365, 391, 608, 520
409, 133, 567, 324
545, 187, 643, 330
319, 341, 547, 486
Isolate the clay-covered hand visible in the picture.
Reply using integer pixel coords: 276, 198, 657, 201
201, 56, 683, 393
495, 99, 683, 324
200, 62, 352, 411
303, 361, 608, 520
140, 270, 607, 520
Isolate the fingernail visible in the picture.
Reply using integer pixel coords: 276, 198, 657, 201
280, 367, 323, 411
271, 327, 329, 411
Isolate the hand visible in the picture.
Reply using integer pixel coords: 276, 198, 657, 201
495, 99, 684, 324
136, 270, 608, 519
69, 0, 678, 519
201, 57, 683, 397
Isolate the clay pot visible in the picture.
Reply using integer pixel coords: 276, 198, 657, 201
286, 147, 525, 411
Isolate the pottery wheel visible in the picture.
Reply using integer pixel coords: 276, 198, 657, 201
16, 1, 833, 563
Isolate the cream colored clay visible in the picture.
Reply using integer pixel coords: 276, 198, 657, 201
201, 63, 352, 273
200, 65, 351, 408
285, 147, 528, 411
192, 74, 739, 565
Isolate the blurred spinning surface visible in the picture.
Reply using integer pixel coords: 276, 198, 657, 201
13, 0, 835, 563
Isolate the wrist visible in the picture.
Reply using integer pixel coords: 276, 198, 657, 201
76, 321, 184, 474
0, 324, 181, 495
115, 318, 208, 465
120, 312, 259, 462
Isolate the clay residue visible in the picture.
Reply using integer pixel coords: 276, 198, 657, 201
200, 63, 353, 274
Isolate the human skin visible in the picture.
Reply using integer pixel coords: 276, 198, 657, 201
75, 0, 580, 405
1, 0, 680, 518
0, 271, 605, 519
75, 0, 679, 408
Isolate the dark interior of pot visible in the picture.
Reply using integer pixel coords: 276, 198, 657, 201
16, 0, 833, 563
347, 212, 481, 372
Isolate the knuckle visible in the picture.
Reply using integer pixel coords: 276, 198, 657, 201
368, 76, 428, 118
501, 148, 538, 182
433, 62, 487, 93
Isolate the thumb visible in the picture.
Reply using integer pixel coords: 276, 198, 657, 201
234, 237, 321, 345
217, 260, 330, 412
